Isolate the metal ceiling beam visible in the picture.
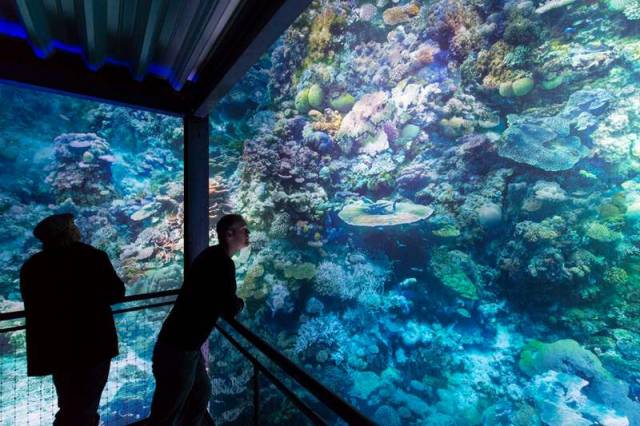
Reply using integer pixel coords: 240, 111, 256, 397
132, 0, 168, 80
0, 36, 189, 116
188, 0, 311, 117
80, 0, 107, 68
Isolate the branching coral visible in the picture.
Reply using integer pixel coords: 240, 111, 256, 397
293, 314, 348, 364
314, 257, 390, 306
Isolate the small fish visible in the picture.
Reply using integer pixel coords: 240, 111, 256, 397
456, 308, 471, 318
410, 267, 424, 273
59, 113, 70, 121
563, 27, 576, 36
399, 277, 417, 287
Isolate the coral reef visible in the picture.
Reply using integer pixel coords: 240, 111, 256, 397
46, 133, 116, 205
4, 0, 640, 424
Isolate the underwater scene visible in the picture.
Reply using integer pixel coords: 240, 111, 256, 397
209, 0, 640, 424
0, 85, 184, 423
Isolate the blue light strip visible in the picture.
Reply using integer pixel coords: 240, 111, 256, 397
0, 19, 193, 90
0, 19, 28, 39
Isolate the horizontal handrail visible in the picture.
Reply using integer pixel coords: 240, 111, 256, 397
215, 323, 326, 425
221, 317, 375, 426
0, 289, 374, 425
0, 288, 181, 322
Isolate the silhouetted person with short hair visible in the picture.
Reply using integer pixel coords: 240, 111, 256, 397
149, 214, 248, 425
20, 213, 125, 426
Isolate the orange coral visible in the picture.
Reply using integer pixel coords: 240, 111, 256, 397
383, 3, 421, 25
412, 44, 437, 67
208, 176, 233, 221
310, 109, 342, 135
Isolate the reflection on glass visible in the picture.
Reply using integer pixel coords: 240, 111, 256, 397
209, 0, 640, 424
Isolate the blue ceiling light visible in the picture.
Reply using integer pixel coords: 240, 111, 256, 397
7, 0, 239, 91
0, 19, 28, 39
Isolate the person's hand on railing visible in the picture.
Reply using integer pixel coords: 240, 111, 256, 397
234, 297, 244, 316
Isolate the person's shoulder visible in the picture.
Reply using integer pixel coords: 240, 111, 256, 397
73, 242, 110, 261
198, 244, 223, 258
21, 251, 45, 272
194, 245, 231, 266
74, 242, 103, 253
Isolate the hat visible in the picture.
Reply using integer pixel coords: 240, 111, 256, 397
33, 213, 74, 244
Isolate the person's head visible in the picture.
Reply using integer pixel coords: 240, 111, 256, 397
216, 214, 250, 256
33, 213, 81, 250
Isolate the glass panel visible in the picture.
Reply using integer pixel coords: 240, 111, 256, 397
210, 1, 640, 424
0, 83, 184, 313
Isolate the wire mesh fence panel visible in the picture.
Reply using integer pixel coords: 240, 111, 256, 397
209, 330, 254, 425
0, 328, 56, 425
100, 304, 171, 425
256, 374, 316, 426
0, 303, 172, 425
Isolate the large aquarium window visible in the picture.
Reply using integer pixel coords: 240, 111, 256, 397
0, 84, 184, 312
209, 0, 640, 424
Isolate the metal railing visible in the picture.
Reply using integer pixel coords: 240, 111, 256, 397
0, 290, 373, 425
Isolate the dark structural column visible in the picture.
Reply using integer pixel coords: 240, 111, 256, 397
183, 114, 210, 271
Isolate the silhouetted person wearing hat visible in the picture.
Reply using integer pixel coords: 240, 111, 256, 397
149, 214, 248, 425
20, 213, 125, 426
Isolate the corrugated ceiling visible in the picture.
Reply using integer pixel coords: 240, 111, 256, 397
0, 0, 243, 90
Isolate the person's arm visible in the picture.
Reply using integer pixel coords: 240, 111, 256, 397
98, 251, 125, 304
219, 262, 244, 319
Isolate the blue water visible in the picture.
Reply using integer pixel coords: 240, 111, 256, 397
209, 0, 640, 424
2, 0, 640, 424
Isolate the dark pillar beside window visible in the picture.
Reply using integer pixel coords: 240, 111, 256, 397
183, 114, 209, 271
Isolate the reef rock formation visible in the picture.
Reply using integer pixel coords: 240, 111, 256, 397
46, 133, 116, 205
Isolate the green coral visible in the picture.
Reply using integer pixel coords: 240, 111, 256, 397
308, 84, 324, 109
329, 93, 355, 112
599, 202, 623, 219
295, 88, 311, 112
604, 267, 629, 285
499, 82, 514, 97
541, 74, 564, 90
586, 222, 621, 242
400, 124, 420, 141
430, 249, 481, 300
512, 77, 534, 96
433, 225, 461, 238
283, 262, 317, 280
518, 339, 606, 377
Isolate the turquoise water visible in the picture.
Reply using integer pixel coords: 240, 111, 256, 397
209, 0, 640, 424
0, 86, 183, 424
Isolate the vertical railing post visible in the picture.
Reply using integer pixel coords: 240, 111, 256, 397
252, 364, 260, 426
183, 114, 210, 272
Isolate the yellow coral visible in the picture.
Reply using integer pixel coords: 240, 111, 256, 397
239, 263, 267, 300
308, 8, 336, 62
310, 109, 342, 135
477, 41, 518, 89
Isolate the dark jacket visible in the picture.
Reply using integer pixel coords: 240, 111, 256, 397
20, 242, 125, 376
158, 244, 243, 350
